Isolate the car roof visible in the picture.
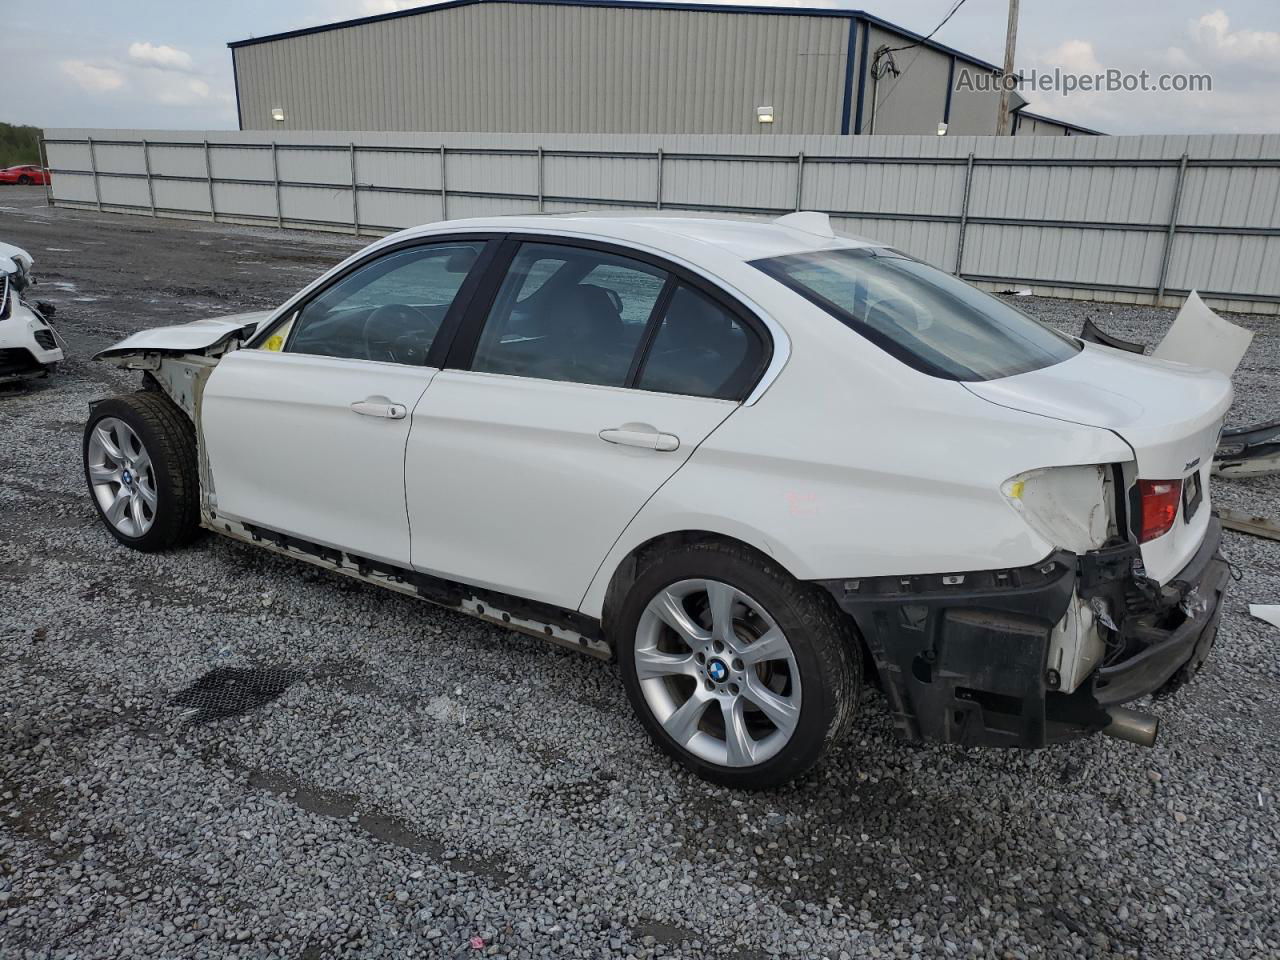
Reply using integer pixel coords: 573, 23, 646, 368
396, 213, 884, 263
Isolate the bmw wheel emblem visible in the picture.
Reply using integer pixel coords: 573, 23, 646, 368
708, 659, 728, 683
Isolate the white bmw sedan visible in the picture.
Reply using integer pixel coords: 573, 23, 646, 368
84, 213, 1231, 787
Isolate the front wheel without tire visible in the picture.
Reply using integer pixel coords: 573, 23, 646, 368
617, 542, 861, 788
83, 393, 201, 552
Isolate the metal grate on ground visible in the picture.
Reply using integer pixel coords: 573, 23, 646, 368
170, 666, 306, 724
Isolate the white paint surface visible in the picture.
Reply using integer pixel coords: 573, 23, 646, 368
1249, 605, 1280, 630
1152, 290, 1254, 377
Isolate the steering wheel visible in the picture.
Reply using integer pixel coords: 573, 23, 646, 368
361, 303, 435, 363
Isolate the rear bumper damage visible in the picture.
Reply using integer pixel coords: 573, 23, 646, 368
817, 516, 1228, 748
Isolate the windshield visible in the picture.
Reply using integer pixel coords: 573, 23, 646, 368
754, 248, 1079, 381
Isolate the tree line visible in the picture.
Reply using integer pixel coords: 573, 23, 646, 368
0, 123, 42, 168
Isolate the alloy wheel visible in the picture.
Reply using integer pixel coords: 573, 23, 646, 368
87, 417, 158, 538
634, 578, 802, 767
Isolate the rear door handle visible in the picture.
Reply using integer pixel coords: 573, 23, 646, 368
350, 395, 407, 419
599, 425, 680, 452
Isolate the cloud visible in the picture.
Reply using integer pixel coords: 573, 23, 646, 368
151, 76, 213, 106
1041, 39, 1104, 75
358, 0, 435, 13
1019, 15, 1280, 136
56, 44, 233, 119
1189, 10, 1280, 69
59, 60, 127, 93
1161, 46, 1197, 70
308, 0, 437, 25
128, 41, 195, 72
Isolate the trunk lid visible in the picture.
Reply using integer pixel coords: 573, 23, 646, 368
964, 343, 1232, 583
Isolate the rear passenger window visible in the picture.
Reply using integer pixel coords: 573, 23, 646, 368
471, 243, 667, 387
637, 285, 763, 400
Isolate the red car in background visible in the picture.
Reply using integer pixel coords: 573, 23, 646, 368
0, 165, 50, 186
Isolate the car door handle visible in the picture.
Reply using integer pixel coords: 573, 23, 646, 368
598, 426, 680, 452
350, 396, 407, 419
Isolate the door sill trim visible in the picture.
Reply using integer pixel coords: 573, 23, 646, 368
202, 511, 611, 660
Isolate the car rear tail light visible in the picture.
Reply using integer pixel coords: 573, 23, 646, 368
1137, 479, 1182, 543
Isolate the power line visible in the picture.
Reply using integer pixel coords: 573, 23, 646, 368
868, 0, 974, 132
883, 0, 972, 55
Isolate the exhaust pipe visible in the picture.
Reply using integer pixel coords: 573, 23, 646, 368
1102, 707, 1159, 747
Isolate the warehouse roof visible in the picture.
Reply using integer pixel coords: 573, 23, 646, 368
1014, 110, 1106, 137
227, 0, 1003, 73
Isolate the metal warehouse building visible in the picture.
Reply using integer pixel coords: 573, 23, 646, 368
229, 0, 1094, 137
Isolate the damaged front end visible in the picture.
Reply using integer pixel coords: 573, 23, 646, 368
818, 516, 1229, 750
94, 312, 268, 416
94, 312, 269, 530
0, 241, 65, 386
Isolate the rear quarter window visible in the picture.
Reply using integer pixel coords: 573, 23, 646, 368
754, 248, 1079, 381
636, 284, 761, 400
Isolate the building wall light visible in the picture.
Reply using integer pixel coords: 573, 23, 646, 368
756, 106, 775, 124
271, 107, 286, 122
937, 121, 949, 136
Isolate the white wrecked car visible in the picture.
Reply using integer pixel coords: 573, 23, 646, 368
0, 241, 64, 385
82, 213, 1231, 787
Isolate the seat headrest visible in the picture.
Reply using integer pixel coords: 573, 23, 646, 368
557, 284, 623, 343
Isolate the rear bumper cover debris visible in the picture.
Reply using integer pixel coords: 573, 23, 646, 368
816, 516, 1228, 748
1214, 419, 1280, 477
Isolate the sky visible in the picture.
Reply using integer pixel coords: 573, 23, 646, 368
2, 0, 1278, 135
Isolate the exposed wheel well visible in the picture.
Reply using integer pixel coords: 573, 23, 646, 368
599, 530, 877, 680
600, 531, 765, 634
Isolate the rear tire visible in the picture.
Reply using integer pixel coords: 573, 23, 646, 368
616, 541, 860, 788
83, 393, 201, 552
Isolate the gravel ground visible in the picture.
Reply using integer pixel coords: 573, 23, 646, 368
1, 186, 1278, 960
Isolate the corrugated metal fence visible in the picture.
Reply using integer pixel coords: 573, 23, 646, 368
41, 129, 1280, 314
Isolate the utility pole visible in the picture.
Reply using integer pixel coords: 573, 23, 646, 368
995, 0, 1020, 136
